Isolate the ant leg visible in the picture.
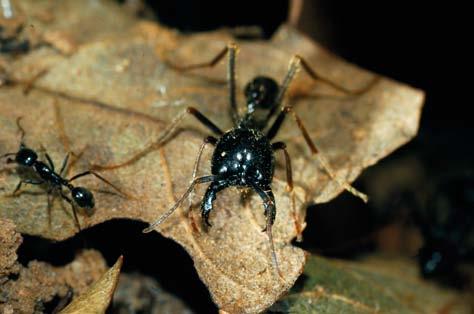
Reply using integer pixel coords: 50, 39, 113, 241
59, 153, 70, 176
52, 287, 73, 314
45, 153, 56, 171
92, 107, 223, 171
143, 175, 217, 233
267, 56, 377, 122
52, 100, 72, 152
187, 136, 217, 225
47, 189, 54, 228
59, 190, 81, 231
251, 183, 282, 279
53, 101, 88, 176
1, 153, 16, 162
11, 179, 44, 196
22, 69, 48, 95
68, 170, 131, 199
272, 141, 304, 240
295, 55, 377, 95
271, 142, 293, 192
267, 106, 368, 202
170, 43, 239, 124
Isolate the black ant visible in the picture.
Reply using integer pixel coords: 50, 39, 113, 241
413, 174, 474, 287
93, 43, 372, 276
1, 117, 126, 230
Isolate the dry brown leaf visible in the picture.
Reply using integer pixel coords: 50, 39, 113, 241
0, 1, 424, 312
60, 255, 123, 314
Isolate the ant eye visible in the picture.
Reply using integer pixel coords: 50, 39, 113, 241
71, 187, 95, 211
15, 148, 37, 166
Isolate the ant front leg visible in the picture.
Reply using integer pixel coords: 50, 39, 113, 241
92, 107, 223, 171
271, 142, 293, 192
45, 153, 56, 171
170, 43, 240, 125
10, 179, 44, 196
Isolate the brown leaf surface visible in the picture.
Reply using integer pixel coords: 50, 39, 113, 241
0, 218, 108, 313
0, 1, 424, 312
60, 255, 123, 314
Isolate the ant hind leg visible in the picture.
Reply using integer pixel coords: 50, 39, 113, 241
169, 43, 240, 125
59, 190, 81, 231
91, 107, 223, 171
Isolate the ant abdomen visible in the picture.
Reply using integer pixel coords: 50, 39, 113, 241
71, 187, 95, 215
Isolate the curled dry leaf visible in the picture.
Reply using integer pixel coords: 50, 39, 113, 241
60, 255, 123, 314
272, 255, 473, 313
0, 218, 108, 313
0, 1, 424, 312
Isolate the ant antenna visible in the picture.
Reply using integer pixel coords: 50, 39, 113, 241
143, 175, 216, 233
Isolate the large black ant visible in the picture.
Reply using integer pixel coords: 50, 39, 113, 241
1, 117, 126, 230
93, 43, 372, 276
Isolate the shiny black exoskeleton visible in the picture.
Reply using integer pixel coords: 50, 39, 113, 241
415, 175, 474, 286
204, 120, 276, 225
1, 118, 122, 229
7, 144, 95, 213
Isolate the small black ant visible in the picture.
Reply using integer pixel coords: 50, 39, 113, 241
1, 117, 126, 230
93, 43, 372, 276
414, 175, 474, 287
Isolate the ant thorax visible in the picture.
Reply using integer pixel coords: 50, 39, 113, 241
211, 127, 274, 188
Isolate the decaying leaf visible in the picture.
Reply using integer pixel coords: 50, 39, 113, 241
0, 1, 424, 312
0, 218, 108, 313
113, 273, 195, 313
60, 255, 122, 314
271, 255, 473, 313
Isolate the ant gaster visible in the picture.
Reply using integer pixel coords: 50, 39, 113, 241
93, 43, 371, 276
1, 118, 125, 230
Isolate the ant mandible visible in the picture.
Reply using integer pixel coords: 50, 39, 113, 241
93, 43, 371, 276
1, 117, 126, 230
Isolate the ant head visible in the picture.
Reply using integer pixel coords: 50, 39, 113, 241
14, 147, 37, 166
71, 187, 95, 215
244, 76, 279, 113
418, 240, 458, 278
